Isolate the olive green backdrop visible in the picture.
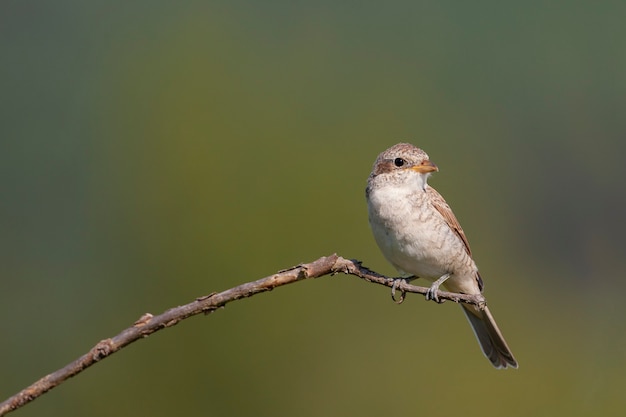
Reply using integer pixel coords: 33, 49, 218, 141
2, 1, 625, 416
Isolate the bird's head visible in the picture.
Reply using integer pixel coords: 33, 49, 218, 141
368, 143, 438, 190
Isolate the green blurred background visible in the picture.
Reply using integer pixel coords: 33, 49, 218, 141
2, 1, 626, 416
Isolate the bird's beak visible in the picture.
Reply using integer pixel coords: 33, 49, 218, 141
410, 160, 438, 173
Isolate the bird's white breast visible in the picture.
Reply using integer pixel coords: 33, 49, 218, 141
367, 182, 465, 281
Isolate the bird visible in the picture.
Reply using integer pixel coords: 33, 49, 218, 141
365, 143, 518, 369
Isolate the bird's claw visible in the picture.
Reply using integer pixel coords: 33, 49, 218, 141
390, 276, 418, 304
425, 273, 451, 304
425, 285, 439, 303
391, 279, 407, 304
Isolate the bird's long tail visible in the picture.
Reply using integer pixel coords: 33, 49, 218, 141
461, 304, 518, 369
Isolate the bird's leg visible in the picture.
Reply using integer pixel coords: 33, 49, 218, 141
391, 276, 415, 304
425, 273, 451, 303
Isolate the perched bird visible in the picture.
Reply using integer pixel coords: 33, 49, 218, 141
366, 143, 518, 369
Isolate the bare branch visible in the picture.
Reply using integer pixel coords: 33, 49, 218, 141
0, 254, 485, 416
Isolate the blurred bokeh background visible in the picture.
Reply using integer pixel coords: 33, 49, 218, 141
2, 1, 626, 416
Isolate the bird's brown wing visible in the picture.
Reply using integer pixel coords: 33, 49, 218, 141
426, 185, 472, 256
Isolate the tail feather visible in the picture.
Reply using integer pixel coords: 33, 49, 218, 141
461, 305, 518, 369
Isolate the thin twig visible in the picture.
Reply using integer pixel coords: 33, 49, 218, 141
0, 254, 485, 416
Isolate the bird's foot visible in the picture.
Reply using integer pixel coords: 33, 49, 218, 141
425, 273, 451, 303
391, 277, 414, 304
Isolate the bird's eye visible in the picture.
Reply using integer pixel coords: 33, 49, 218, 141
394, 158, 405, 167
